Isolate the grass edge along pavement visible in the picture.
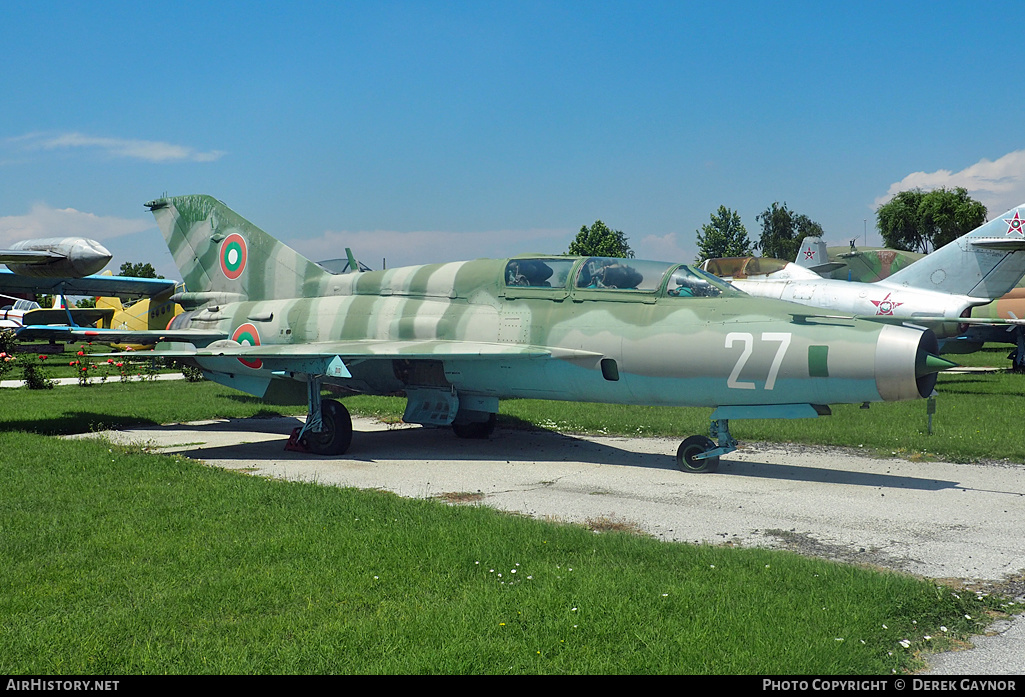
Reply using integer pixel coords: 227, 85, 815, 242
0, 429, 1015, 675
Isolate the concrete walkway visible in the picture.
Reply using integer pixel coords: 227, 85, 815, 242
0, 373, 185, 388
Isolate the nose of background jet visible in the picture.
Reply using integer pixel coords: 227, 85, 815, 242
73, 239, 113, 276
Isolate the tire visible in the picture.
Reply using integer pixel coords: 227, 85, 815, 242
676, 435, 719, 473
452, 413, 497, 439
305, 399, 353, 456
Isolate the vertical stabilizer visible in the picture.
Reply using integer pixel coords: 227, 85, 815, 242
795, 237, 828, 269
145, 195, 329, 301
95, 296, 123, 329
884, 203, 1025, 299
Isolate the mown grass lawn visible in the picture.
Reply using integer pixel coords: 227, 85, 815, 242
0, 431, 1008, 675
0, 348, 1021, 674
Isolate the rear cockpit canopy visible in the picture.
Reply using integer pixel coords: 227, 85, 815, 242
505, 257, 576, 288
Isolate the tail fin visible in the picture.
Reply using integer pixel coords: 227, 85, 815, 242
95, 296, 123, 329
146, 195, 329, 301
884, 203, 1025, 299
795, 237, 827, 268
795, 236, 845, 276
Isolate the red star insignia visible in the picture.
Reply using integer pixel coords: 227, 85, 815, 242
870, 293, 903, 316
1005, 210, 1025, 235
803, 247, 816, 260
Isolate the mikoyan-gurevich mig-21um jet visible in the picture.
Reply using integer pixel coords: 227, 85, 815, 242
702, 204, 1025, 340
96, 195, 956, 472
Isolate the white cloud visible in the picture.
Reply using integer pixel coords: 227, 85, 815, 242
876, 148, 1025, 215
289, 227, 573, 270
635, 232, 697, 264
0, 203, 153, 248
11, 131, 225, 163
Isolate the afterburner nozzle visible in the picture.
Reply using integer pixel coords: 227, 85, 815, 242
875, 324, 945, 401
916, 353, 959, 378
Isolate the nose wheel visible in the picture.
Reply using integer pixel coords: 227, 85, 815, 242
677, 435, 718, 472
675, 419, 737, 473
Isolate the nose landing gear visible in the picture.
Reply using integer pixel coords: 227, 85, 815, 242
675, 419, 737, 473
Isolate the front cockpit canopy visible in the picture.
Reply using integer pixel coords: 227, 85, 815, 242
700, 256, 789, 279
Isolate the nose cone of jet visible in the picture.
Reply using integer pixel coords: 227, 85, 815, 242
72, 239, 112, 276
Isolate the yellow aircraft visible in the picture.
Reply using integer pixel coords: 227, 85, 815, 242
94, 284, 184, 350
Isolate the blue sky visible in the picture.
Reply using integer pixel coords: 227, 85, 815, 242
2, 0, 1024, 279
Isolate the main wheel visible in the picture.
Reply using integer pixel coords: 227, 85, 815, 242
305, 399, 353, 456
452, 413, 497, 439
676, 435, 719, 473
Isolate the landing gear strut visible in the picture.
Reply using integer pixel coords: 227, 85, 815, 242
286, 376, 353, 455
675, 419, 737, 473
302, 398, 353, 455
1010, 328, 1025, 373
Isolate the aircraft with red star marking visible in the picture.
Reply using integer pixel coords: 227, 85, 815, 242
701, 203, 1025, 339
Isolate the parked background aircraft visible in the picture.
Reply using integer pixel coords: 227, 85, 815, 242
791, 236, 1025, 369
1, 292, 112, 331
0, 268, 175, 301
89, 286, 184, 350
701, 204, 1025, 342
0, 237, 112, 278
16, 252, 367, 348
779, 233, 1025, 368
78, 194, 953, 473
794, 237, 924, 282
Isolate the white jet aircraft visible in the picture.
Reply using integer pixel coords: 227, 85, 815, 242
701, 204, 1025, 338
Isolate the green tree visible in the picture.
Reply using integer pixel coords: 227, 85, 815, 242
876, 188, 987, 253
694, 206, 753, 263
567, 220, 634, 258
118, 261, 163, 279
755, 202, 823, 261
876, 189, 928, 253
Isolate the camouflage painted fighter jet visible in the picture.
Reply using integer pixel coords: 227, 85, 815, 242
703, 204, 1025, 340
792, 237, 925, 282
94, 195, 955, 472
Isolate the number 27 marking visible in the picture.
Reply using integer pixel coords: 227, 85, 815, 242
726, 332, 792, 390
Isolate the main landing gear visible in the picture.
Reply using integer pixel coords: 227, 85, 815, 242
287, 397, 353, 455
286, 376, 353, 456
675, 419, 738, 473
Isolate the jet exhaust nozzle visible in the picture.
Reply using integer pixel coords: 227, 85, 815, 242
875, 325, 949, 401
